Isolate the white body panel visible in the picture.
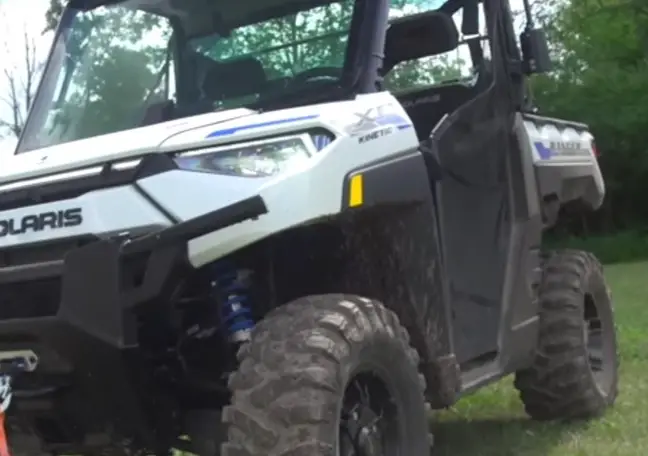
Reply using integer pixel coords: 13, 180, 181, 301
521, 113, 605, 207
0, 92, 419, 266
1, 109, 257, 184
0, 96, 605, 268
0, 186, 171, 249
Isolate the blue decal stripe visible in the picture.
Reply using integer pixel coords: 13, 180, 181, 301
534, 141, 553, 160
206, 114, 319, 138
375, 113, 412, 129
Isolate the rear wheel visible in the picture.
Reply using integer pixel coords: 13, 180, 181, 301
222, 294, 430, 455
515, 250, 618, 420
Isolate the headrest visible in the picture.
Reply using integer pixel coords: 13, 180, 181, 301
383, 11, 459, 73
202, 58, 266, 100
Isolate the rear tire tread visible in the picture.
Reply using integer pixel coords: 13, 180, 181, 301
514, 250, 618, 421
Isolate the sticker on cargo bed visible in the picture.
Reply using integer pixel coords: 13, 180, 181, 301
534, 140, 590, 159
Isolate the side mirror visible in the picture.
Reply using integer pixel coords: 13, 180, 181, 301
520, 28, 552, 74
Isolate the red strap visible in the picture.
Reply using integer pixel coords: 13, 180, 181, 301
0, 413, 10, 456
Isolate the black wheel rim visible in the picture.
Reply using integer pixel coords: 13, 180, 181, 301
338, 371, 400, 456
584, 293, 614, 394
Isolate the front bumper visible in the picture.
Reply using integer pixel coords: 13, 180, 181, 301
0, 195, 267, 449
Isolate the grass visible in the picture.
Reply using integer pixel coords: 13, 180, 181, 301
430, 259, 648, 456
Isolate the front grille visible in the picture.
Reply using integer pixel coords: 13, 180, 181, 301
0, 277, 61, 319
0, 237, 95, 268
0, 237, 97, 319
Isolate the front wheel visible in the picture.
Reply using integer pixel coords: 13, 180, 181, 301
222, 294, 430, 456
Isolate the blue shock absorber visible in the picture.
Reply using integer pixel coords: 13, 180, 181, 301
210, 262, 255, 343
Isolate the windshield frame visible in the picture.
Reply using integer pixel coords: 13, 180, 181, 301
15, 0, 386, 154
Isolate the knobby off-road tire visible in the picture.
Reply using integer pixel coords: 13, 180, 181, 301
514, 250, 619, 420
222, 294, 430, 456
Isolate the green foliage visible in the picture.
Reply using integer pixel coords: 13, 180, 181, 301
45, 0, 64, 33
545, 230, 648, 264
384, 54, 466, 92
195, 1, 354, 77
27, 5, 171, 148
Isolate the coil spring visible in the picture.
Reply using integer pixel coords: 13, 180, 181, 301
210, 262, 254, 343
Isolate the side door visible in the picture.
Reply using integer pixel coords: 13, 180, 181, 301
428, 0, 520, 364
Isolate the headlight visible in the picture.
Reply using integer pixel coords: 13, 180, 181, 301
173, 134, 317, 177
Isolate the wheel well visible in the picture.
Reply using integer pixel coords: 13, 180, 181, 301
258, 207, 420, 339
544, 196, 594, 233
142, 204, 455, 411
248, 203, 454, 382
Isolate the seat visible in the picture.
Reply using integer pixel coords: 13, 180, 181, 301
382, 10, 482, 140
383, 11, 459, 73
397, 83, 474, 140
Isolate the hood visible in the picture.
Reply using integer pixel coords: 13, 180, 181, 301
0, 108, 257, 184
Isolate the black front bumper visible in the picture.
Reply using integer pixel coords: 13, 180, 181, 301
0, 196, 267, 449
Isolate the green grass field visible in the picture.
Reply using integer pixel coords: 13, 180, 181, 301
431, 260, 648, 456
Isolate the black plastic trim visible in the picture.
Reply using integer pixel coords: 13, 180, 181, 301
0, 193, 268, 345
0, 193, 269, 449
132, 182, 180, 224
522, 112, 588, 130
121, 195, 267, 255
341, 149, 432, 209
0, 261, 63, 284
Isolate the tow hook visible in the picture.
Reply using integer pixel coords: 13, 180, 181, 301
0, 351, 39, 456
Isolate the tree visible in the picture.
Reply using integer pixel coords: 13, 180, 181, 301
25, 3, 170, 149
0, 26, 40, 139
0, 0, 49, 143
45, 0, 64, 33
45, 0, 470, 96
194, 0, 471, 94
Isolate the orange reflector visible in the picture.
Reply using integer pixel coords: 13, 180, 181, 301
0, 413, 10, 456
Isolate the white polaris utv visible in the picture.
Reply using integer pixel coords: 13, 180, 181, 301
0, 0, 616, 454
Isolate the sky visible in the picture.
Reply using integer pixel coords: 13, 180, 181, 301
0, 0, 526, 157
0, 0, 51, 157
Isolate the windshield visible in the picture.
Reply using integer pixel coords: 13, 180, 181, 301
17, 0, 357, 152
